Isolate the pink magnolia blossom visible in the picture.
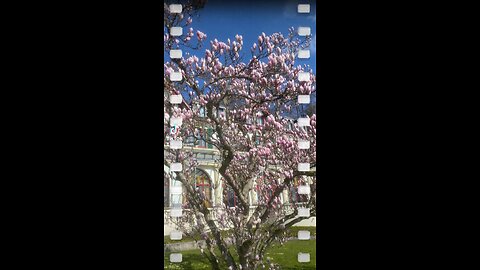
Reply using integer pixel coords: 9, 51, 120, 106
164, 3, 316, 269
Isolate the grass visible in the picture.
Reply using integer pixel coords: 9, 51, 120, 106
264, 240, 316, 270
164, 238, 316, 269
283, 226, 317, 239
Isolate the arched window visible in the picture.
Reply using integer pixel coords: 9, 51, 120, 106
169, 172, 182, 209
185, 131, 195, 146
195, 128, 207, 148
222, 181, 238, 208
196, 169, 212, 207
184, 169, 213, 208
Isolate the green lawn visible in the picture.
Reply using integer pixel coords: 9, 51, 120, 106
164, 239, 316, 269
263, 240, 316, 270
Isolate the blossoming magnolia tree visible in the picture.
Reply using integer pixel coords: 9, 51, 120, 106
164, 1, 316, 269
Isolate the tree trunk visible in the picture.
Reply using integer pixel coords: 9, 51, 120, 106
239, 241, 260, 270
238, 250, 249, 270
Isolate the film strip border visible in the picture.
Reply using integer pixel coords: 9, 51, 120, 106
166, 1, 315, 265
167, 5, 185, 264
296, 1, 313, 264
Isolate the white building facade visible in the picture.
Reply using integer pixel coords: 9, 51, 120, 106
164, 101, 315, 235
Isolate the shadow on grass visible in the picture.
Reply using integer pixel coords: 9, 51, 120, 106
165, 239, 316, 269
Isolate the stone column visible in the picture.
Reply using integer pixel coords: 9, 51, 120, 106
214, 169, 221, 207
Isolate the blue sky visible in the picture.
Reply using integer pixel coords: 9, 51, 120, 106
167, 0, 316, 73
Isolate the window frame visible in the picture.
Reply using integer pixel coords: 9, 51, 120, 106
223, 183, 238, 208
183, 169, 213, 209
